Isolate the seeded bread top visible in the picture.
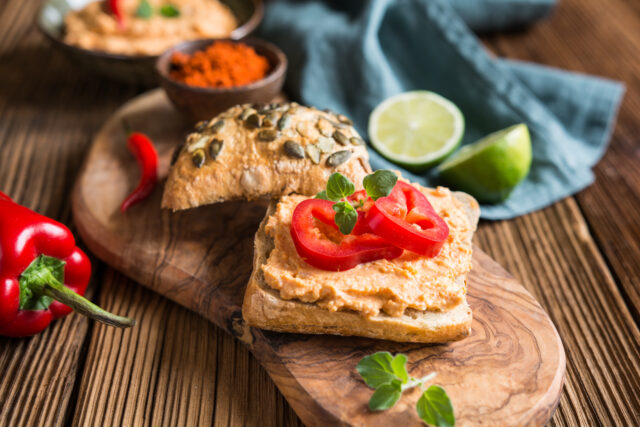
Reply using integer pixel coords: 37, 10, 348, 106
162, 102, 371, 210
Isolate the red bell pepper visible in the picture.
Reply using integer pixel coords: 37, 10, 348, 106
290, 199, 403, 271
120, 131, 158, 212
366, 182, 449, 257
0, 193, 135, 337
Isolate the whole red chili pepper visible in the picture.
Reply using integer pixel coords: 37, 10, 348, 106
109, 0, 124, 28
120, 132, 158, 212
0, 194, 135, 337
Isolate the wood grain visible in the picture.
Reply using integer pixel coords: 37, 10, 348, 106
1, 0, 640, 425
70, 89, 565, 426
482, 0, 640, 324
70, 268, 300, 427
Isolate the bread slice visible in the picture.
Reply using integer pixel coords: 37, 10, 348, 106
242, 191, 480, 343
162, 103, 372, 211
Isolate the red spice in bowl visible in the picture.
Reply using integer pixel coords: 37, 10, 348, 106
169, 41, 270, 88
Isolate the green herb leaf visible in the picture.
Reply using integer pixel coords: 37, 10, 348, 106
136, 0, 153, 18
159, 3, 180, 17
19, 255, 66, 310
315, 190, 330, 200
416, 385, 455, 427
357, 351, 403, 389
390, 353, 409, 384
332, 202, 357, 235
369, 380, 402, 411
326, 173, 355, 201
363, 170, 398, 200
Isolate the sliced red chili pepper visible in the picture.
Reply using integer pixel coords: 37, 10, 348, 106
109, 0, 124, 28
366, 182, 449, 257
120, 132, 158, 213
290, 199, 403, 271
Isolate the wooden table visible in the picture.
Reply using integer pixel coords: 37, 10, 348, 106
1, 0, 639, 425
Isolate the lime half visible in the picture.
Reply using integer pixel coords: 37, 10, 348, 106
437, 123, 532, 203
368, 91, 465, 172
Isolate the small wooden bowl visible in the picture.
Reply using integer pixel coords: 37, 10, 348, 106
156, 38, 287, 122
38, 0, 264, 86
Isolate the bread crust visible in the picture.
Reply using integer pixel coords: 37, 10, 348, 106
162, 104, 372, 211
242, 191, 480, 343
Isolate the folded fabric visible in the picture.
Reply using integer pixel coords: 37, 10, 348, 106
449, 0, 556, 31
258, 0, 625, 219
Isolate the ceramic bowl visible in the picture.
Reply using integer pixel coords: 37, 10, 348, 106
156, 37, 287, 122
37, 0, 263, 86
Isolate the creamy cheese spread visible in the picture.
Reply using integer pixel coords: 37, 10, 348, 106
64, 0, 237, 56
261, 185, 473, 317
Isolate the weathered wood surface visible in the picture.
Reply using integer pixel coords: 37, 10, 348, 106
1, 0, 640, 425
70, 89, 565, 426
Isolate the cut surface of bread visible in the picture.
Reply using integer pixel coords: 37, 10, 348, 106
242, 187, 480, 343
162, 103, 371, 211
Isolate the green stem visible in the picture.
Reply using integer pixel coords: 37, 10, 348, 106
402, 372, 437, 392
42, 283, 136, 328
20, 254, 135, 328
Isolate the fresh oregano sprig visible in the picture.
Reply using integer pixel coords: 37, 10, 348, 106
136, 0, 180, 18
357, 351, 455, 426
315, 170, 398, 235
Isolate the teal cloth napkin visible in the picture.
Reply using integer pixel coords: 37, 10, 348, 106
258, 0, 625, 219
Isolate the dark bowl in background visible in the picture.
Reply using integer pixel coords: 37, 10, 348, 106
156, 37, 287, 122
37, 0, 263, 86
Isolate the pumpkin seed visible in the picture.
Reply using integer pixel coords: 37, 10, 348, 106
187, 134, 210, 153
316, 118, 333, 137
257, 104, 271, 115
337, 114, 353, 125
316, 137, 335, 153
284, 140, 305, 159
209, 139, 223, 159
306, 144, 321, 164
277, 113, 292, 130
209, 119, 225, 133
332, 130, 348, 146
170, 142, 185, 166
192, 149, 206, 168
239, 107, 256, 120
244, 113, 261, 129
194, 120, 209, 132
350, 136, 365, 146
262, 112, 277, 128
327, 150, 351, 167
257, 129, 279, 142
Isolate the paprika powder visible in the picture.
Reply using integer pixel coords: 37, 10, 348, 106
169, 41, 270, 88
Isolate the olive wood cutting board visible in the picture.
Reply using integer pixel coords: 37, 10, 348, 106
71, 89, 565, 426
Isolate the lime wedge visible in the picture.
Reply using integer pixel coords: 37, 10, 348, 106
368, 91, 464, 172
437, 123, 532, 203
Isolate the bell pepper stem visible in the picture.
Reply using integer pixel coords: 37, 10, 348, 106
42, 283, 136, 328
20, 254, 135, 328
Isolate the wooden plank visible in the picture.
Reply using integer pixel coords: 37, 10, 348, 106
0, 5, 103, 424
71, 269, 302, 426
0, 303, 90, 426
475, 198, 640, 426
482, 0, 640, 322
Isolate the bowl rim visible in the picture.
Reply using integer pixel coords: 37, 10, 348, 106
36, 0, 264, 62
156, 37, 288, 94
